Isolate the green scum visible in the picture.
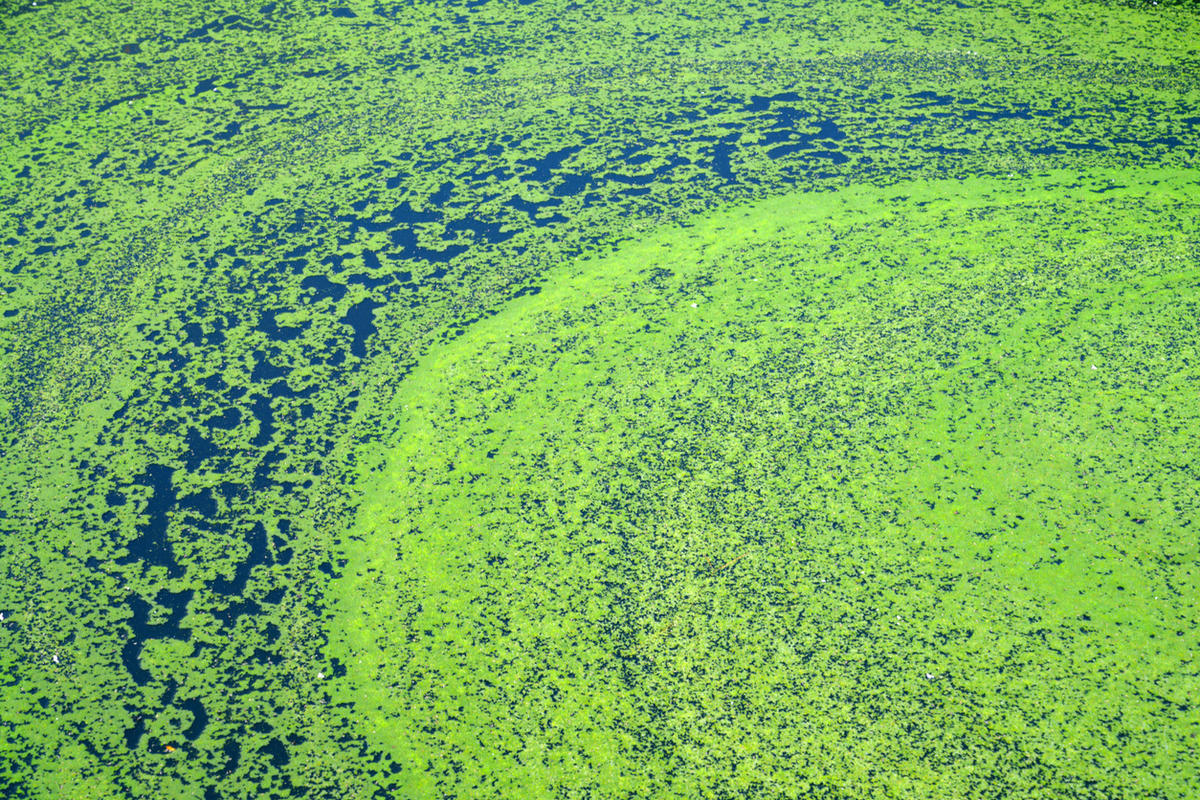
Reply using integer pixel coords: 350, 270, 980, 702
1, 1, 1199, 797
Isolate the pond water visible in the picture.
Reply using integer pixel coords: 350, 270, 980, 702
1, 1, 1199, 798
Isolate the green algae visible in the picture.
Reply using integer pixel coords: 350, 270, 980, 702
1, 0, 1199, 797
331, 171, 1200, 797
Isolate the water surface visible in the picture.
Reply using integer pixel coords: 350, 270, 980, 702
1, 1, 1199, 797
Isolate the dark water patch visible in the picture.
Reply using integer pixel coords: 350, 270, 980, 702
251, 350, 290, 383
442, 214, 517, 245
210, 522, 270, 596
341, 298, 384, 358
1114, 134, 1191, 148
183, 322, 205, 345
709, 138, 738, 181
253, 447, 288, 491
214, 121, 242, 141
272, 523, 294, 565
1030, 141, 1111, 154
768, 143, 851, 162
183, 427, 221, 471
337, 199, 438, 234
388, 226, 468, 262
507, 195, 567, 226
922, 144, 972, 155
117, 464, 182, 577
213, 597, 261, 628
256, 309, 309, 341
179, 697, 209, 740
260, 738, 290, 767
177, 487, 217, 518
121, 589, 193, 686
206, 406, 241, 430
518, 144, 584, 182
97, 94, 147, 113
300, 274, 348, 303
223, 737, 242, 773
123, 715, 147, 749
182, 13, 257, 43
346, 272, 395, 290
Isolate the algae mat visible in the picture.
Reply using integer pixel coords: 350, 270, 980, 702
2, 1, 1200, 798
334, 172, 1200, 798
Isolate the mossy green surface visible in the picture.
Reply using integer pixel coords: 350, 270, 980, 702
335, 171, 1200, 797
2, 1, 1199, 797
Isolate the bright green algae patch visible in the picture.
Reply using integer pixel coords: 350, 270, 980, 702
333, 171, 1200, 798
3, 0, 1200, 797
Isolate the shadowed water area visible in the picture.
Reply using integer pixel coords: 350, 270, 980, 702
1, 1, 1199, 798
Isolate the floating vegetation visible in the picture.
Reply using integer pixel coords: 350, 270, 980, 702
2, 1, 1199, 798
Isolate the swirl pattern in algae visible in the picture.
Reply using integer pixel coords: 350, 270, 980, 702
1, 1, 1199, 798
334, 172, 1200, 798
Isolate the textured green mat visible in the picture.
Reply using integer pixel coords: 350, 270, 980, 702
335, 171, 1200, 797
2, 1, 1199, 798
